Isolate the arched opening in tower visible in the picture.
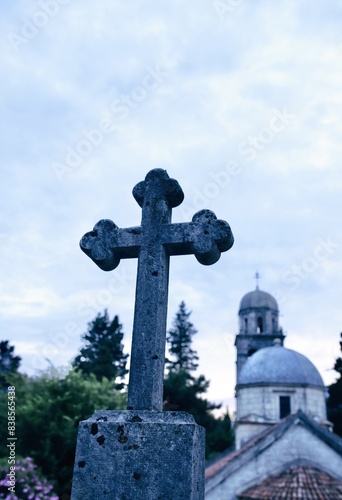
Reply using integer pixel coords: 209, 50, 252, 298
257, 316, 263, 333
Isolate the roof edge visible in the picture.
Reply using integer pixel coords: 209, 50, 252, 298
236, 381, 326, 390
205, 410, 342, 484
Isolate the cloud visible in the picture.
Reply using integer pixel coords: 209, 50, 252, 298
0, 0, 341, 406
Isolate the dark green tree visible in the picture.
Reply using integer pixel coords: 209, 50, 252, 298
0, 368, 126, 498
0, 340, 21, 387
72, 310, 128, 387
163, 370, 233, 458
327, 332, 342, 437
163, 302, 234, 458
166, 301, 199, 373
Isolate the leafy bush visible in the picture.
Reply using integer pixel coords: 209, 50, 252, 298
0, 457, 58, 500
0, 368, 126, 498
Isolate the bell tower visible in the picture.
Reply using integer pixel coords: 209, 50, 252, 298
235, 281, 285, 382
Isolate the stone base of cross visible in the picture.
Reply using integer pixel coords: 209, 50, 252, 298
72, 410, 204, 500
71, 169, 234, 500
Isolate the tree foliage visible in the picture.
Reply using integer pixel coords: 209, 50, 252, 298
0, 368, 126, 498
166, 301, 199, 373
327, 332, 342, 437
163, 302, 234, 459
0, 341, 21, 387
72, 310, 128, 387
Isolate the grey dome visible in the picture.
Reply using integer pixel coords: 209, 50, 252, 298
239, 288, 278, 312
238, 346, 324, 388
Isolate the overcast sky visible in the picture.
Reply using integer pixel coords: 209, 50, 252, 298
1, 0, 342, 414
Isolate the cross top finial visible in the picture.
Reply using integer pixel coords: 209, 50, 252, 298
133, 168, 184, 209
80, 168, 234, 410
255, 271, 260, 289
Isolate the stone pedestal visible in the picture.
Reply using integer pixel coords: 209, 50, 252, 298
71, 410, 205, 500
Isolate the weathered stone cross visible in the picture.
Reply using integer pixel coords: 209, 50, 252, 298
80, 169, 234, 411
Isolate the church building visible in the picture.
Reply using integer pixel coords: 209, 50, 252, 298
205, 285, 342, 499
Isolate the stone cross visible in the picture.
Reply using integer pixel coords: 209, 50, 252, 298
80, 168, 234, 411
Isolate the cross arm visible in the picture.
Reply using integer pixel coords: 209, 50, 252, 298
163, 209, 234, 265
80, 219, 142, 271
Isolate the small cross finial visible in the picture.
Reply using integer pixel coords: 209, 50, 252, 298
255, 271, 260, 289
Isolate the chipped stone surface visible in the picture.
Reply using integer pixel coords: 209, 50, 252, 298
71, 411, 205, 500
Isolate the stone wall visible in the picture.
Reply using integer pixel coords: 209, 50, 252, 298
235, 384, 327, 448
239, 308, 279, 335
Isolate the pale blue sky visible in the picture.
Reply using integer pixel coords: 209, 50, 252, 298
1, 0, 342, 412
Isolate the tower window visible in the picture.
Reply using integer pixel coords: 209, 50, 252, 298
244, 318, 248, 332
257, 316, 263, 333
279, 396, 291, 419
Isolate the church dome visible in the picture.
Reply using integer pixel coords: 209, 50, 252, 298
238, 346, 324, 388
239, 288, 278, 312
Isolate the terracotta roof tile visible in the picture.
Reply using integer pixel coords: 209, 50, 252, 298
237, 465, 342, 499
